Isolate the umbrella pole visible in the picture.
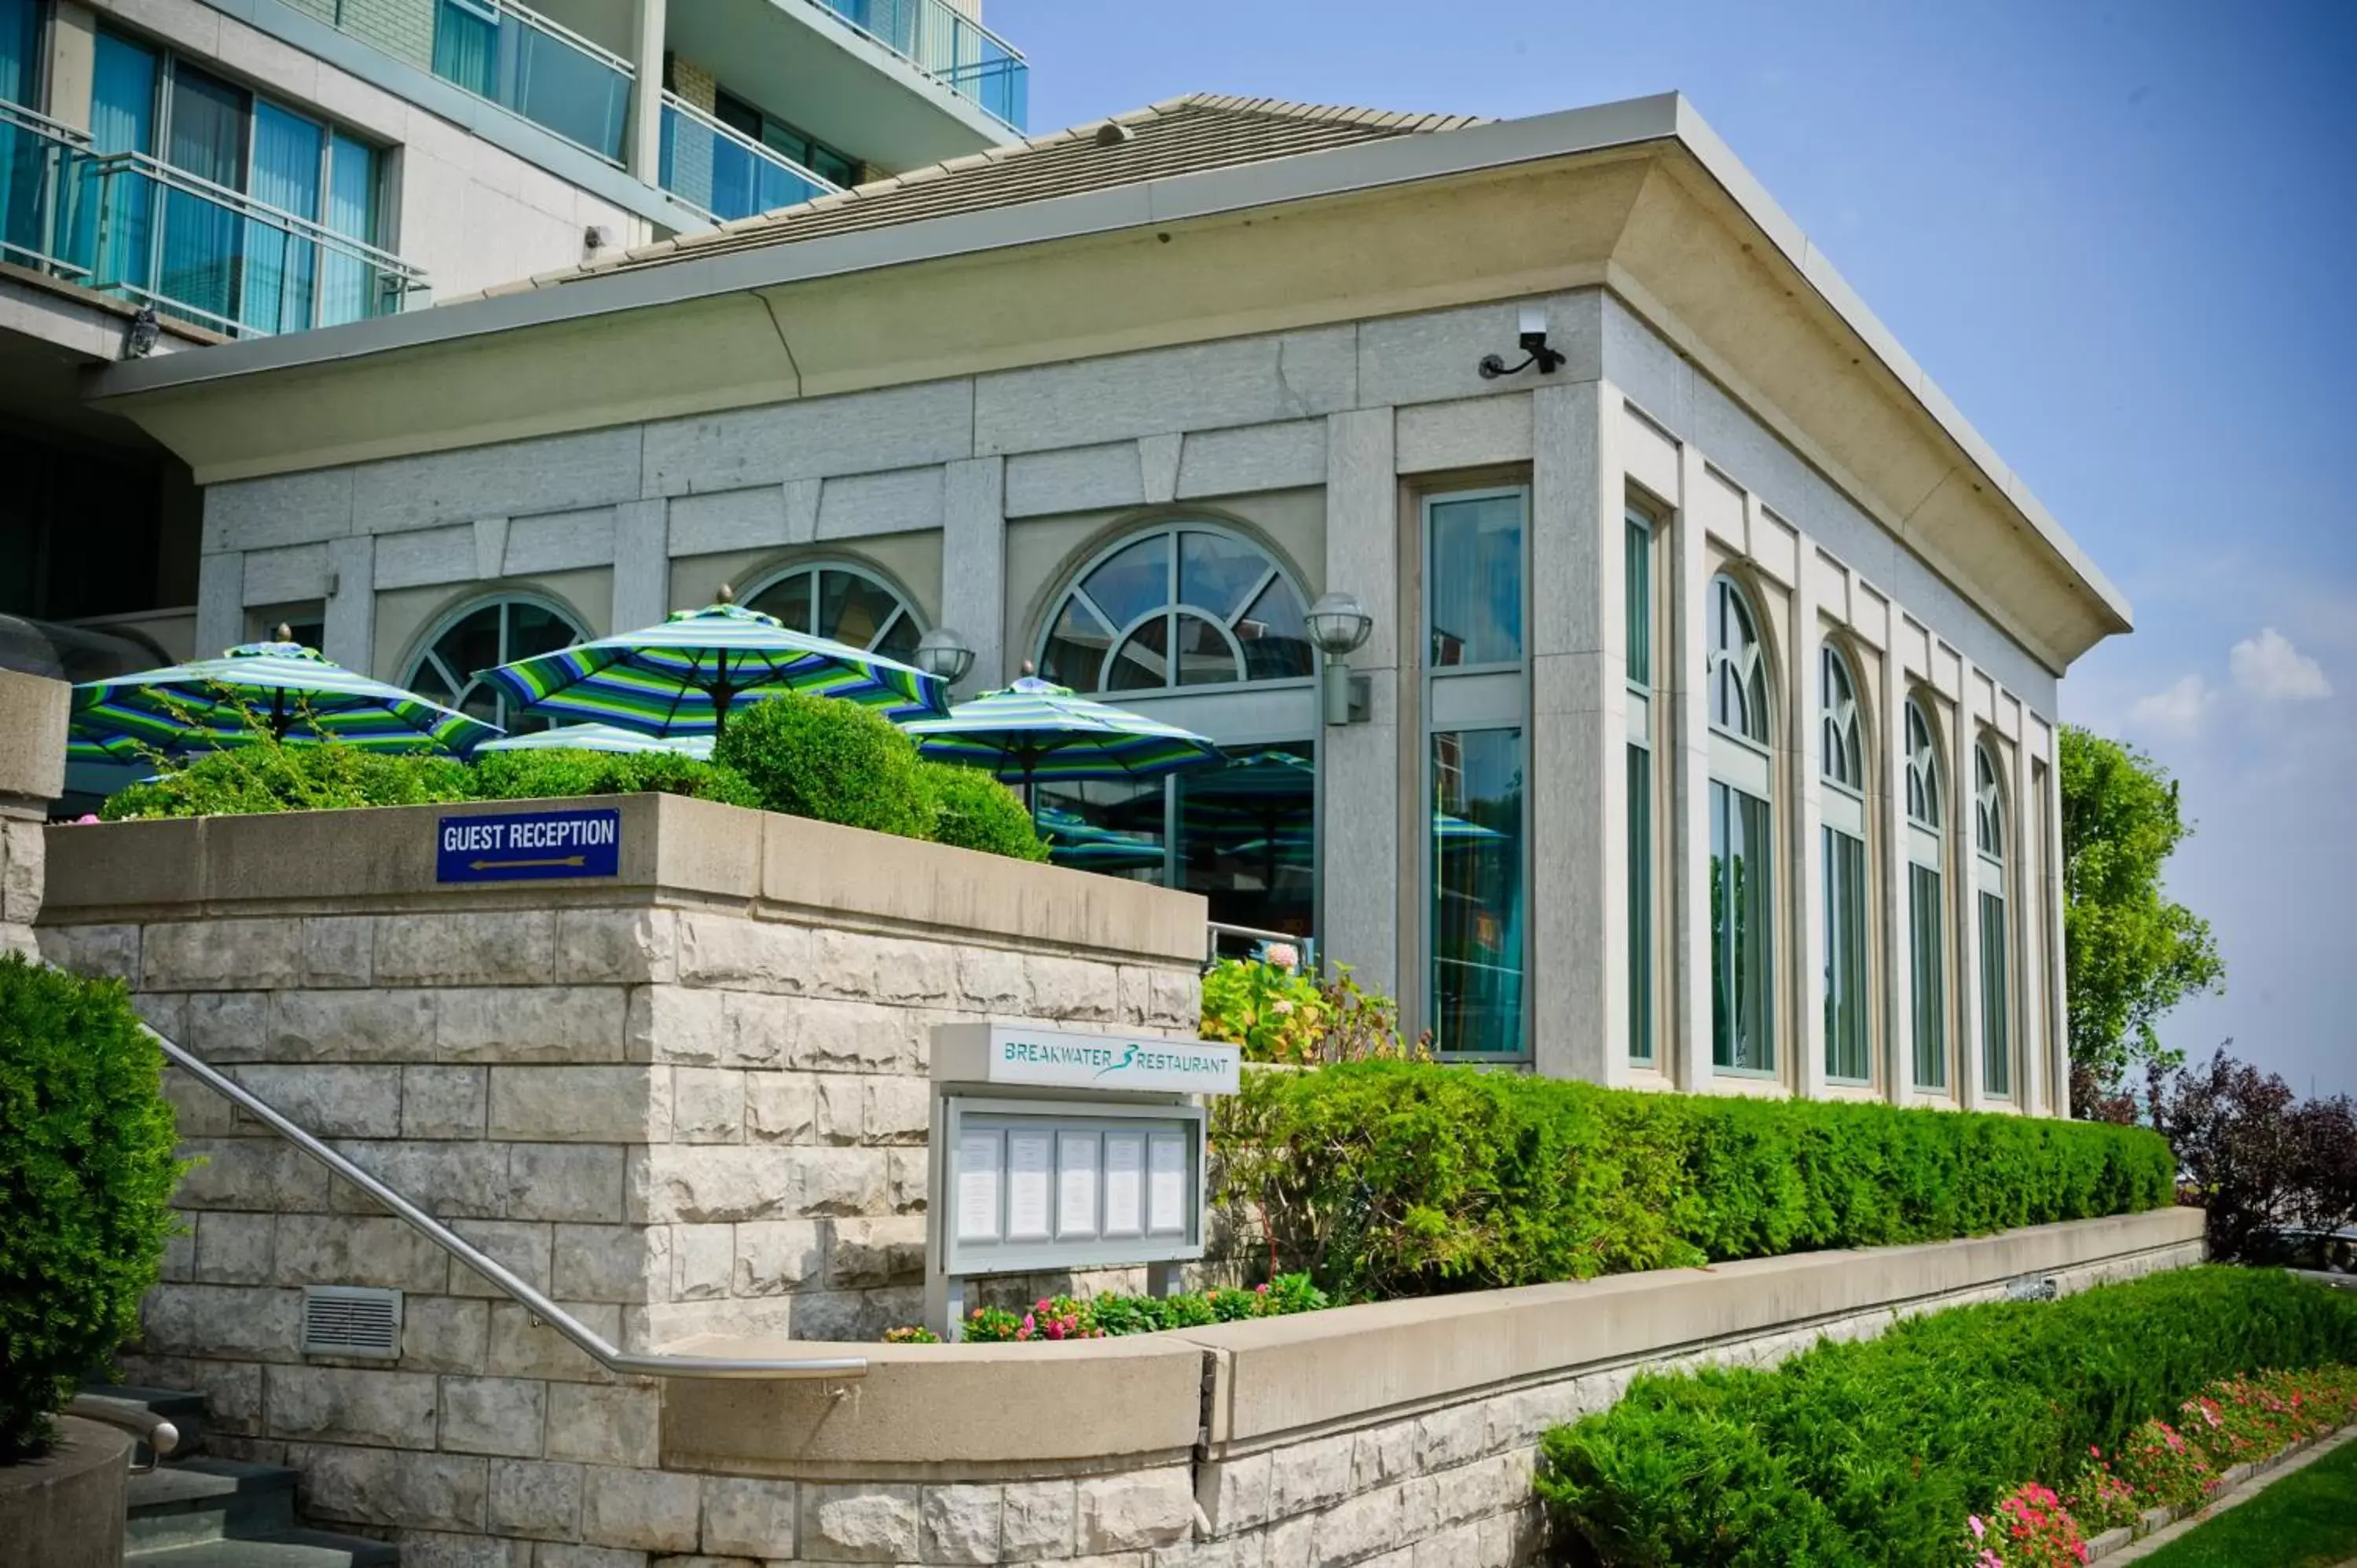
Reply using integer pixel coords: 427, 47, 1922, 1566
711, 654, 732, 742
270, 687, 289, 741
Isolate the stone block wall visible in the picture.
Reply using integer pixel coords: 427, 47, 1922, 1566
39, 894, 1199, 1566
0, 669, 67, 957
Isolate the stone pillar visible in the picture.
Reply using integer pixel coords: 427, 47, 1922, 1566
0, 670, 68, 958
1791, 530, 1827, 1102
613, 498, 670, 631
1954, 661, 1985, 1109
43, 2, 97, 132
322, 537, 377, 676
1321, 408, 1398, 998
1878, 621, 1912, 1104
195, 550, 244, 659
1527, 380, 1619, 1083
622, 0, 669, 190
1668, 445, 1712, 1094
941, 457, 1006, 697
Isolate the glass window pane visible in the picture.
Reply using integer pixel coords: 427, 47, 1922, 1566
1624, 516, 1651, 686
819, 568, 905, 651
1039, 776, 1166, 885
1080, 535, 1169, 633
1176, 742, 1314, 938
1911, 863, 1946, 1088
1627, 742, 1652, 1062
2, 0, 42, 111
1173, 611, 1238, 687
747, 570, 815, 635
1107, 615, 1168, 691
1041, 598, 1111, 691
1237, 577, 1313, 680
1431, 729, 1525, 1054
508, 600, 577, 660
1710, 780, 1775, 1071
1824, 826, 1869, 1081
1981, 891, 2010, 1096
91, 31, 158, 155
1428, 494, 1523, 667
1178, 529, 1270, 621
874, 611, 920, 665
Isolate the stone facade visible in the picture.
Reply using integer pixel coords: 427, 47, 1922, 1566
0, 669, 68, 958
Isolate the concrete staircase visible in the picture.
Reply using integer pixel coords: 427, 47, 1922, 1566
89, 1386, 397, 1568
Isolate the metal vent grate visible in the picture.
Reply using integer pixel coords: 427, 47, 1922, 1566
301, 1285, 403, 1359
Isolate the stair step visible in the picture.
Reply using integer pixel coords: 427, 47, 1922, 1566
125, 1529, 398, 1567
126, 1460, 297, 1552
79, 1382, 211, 1459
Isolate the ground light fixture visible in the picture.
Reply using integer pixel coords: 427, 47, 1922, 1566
915, 625, 977, 686
1307, 591, 1373, 726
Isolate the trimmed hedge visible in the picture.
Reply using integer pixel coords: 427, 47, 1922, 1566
469, 748, 760, 808
712, 689, 933, 841
1215, 1061, 2174, 1299
0, 955, 182, 1459
1535, 1267, 2357, 1567
101, 742, 475, 819
916, 760, 1048, 863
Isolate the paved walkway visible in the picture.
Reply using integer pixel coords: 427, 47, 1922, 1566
2099, 1425, 2357, 1564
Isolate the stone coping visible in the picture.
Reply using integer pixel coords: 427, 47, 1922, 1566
661, 1207, 2205, 1478
0, 669, 67, 804
40, 793, 1207, 963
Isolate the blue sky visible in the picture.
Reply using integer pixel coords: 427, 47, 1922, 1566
991, 0, 2357, 1096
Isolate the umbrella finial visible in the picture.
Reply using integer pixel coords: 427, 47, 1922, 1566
715, 582, 736, 605
1021, 659, 1036, 676
273, 623, 293, 642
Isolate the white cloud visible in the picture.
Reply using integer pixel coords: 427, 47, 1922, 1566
2129, 673, 2212, 738
2229, 628, 2333, 703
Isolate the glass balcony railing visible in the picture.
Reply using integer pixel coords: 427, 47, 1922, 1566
658, 93, 841, 224
813, 0, 1028, 131
1, 101, 428, 339
296, 0, 632, 163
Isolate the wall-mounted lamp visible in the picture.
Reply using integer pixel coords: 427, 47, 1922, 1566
1476, 304, 1566, 380
1307, 591, 1374, 726
914, 625, 977, 687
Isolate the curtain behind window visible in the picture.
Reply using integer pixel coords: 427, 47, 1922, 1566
158, 64, 245, 330
2, 0, 46, 266
319, 130, 377, 324
83, 31, 156, 294
240, 100, 320, 334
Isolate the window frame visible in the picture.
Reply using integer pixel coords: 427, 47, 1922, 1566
1705, 570, 1776, 1078
1818, 641, 1871, 1086
1625, 503, 1659, 1067
1974, 738, 2013, 1100
740, 555, 926, 662
1903, 695, 1952, 1092
1035, 519, 1318, 698
401, 591, 589, 734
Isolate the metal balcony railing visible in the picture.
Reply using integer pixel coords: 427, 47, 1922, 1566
0, 101, 428, 339
812, 0, 1028, 131
658, 92, 841, 224
307, 0, 633, 163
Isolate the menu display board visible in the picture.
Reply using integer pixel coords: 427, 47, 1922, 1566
937, 1101, 1205, 1273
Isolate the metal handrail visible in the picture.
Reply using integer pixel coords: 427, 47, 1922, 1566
0, 97, 93, 146
658, 90, 842, 224
148, 1027, 867, 1380
1205, 921, 1317, 973
64, 1393, 179, 1472
86, 149, 429, 282
446, 0, 638, 75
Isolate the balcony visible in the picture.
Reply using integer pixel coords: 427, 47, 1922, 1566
812, 0, 1028, 131
304, 0, 633, 163
1, 102, 427, 339
658, 93, 842, 224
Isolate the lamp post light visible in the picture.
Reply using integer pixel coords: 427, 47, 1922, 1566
914, 626, 977, 689
1305, 591, 1373, 726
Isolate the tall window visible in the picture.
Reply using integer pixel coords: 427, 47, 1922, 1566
1904, 698, 1948, 1090
1976, 742, 2011, 1097
746, 561, 922, 664
1707, 575, 1774, 1072
1626, 510, 1655, 1064
715, 89, 859, 188
1820, 645, 1869, 1083
405, 596, 587, 732
1040, 523, 1314, 693
1424, 489, 1527, 1056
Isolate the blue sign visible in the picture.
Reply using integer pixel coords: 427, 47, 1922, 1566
436, 808, 621, 883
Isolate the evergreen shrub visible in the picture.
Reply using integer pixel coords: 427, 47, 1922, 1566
915, 760, 1048, 862
100, 741, 474, 820
470, 747, 760, 808
1535, 1266, 2357, 1567
1217, 1061, 2175, 1300
710, 690, 933, 841
0, 955, 183, 1459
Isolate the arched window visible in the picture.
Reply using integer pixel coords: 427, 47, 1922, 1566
1039, 523, 1313, 692
1707, 574, 1774, 1073
743, 561, 923, 664
1976, 741, 2011, 1097
1904, 697, 1948, 1090
405, 595, 588, 732
1820, 645, 1868, 1082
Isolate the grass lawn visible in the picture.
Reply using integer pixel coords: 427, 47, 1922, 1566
2136, 1434, 2357, 1568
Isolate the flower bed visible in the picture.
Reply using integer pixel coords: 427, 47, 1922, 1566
886, 1274, 1329, 1342
1535, 1266, 2357, 1567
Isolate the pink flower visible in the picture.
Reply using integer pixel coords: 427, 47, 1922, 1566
71, 813, 100, 824
1968, 1514, 1985, 1541
1264, 943, 1300, 970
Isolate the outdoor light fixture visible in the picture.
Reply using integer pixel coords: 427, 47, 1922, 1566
1477, 304, 1566, 380
1306, 591, 1374, 726
915, 625, 976, 686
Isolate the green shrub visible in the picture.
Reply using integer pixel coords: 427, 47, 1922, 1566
916, 760, 1048, 862
954, 1273, 1329, 1341
1535, 1267, 2357, 1568
1215, 1061, 2175, 1300
101, 738, 476, 820
711, 690, 933, 840
470, 748, 761, 808
0, 955, 184, 1459
1200, 959, 1427, 1064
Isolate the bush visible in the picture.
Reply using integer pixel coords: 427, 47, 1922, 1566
470, 747, 761, 809
916, 760, 1047, 861
0, 955, 183, 1459
1200, 959, 1427, 1064
1215, 1061, 2175, 1301
1534, 1268, 2357, 1568
101, 739, 475, 819
711, 690, 933, 841
953, 1273, 1329, 1342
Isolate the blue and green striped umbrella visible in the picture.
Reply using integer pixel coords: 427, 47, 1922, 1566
475, 724, 713, 759
903, 676, 1222, 790
68, 639, 498, 761
476, 598, 948, 739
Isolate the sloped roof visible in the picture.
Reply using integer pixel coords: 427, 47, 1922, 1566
465, 93, 1488, 300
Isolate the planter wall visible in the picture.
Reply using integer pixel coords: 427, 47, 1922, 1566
0, 1417, 131, 1568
